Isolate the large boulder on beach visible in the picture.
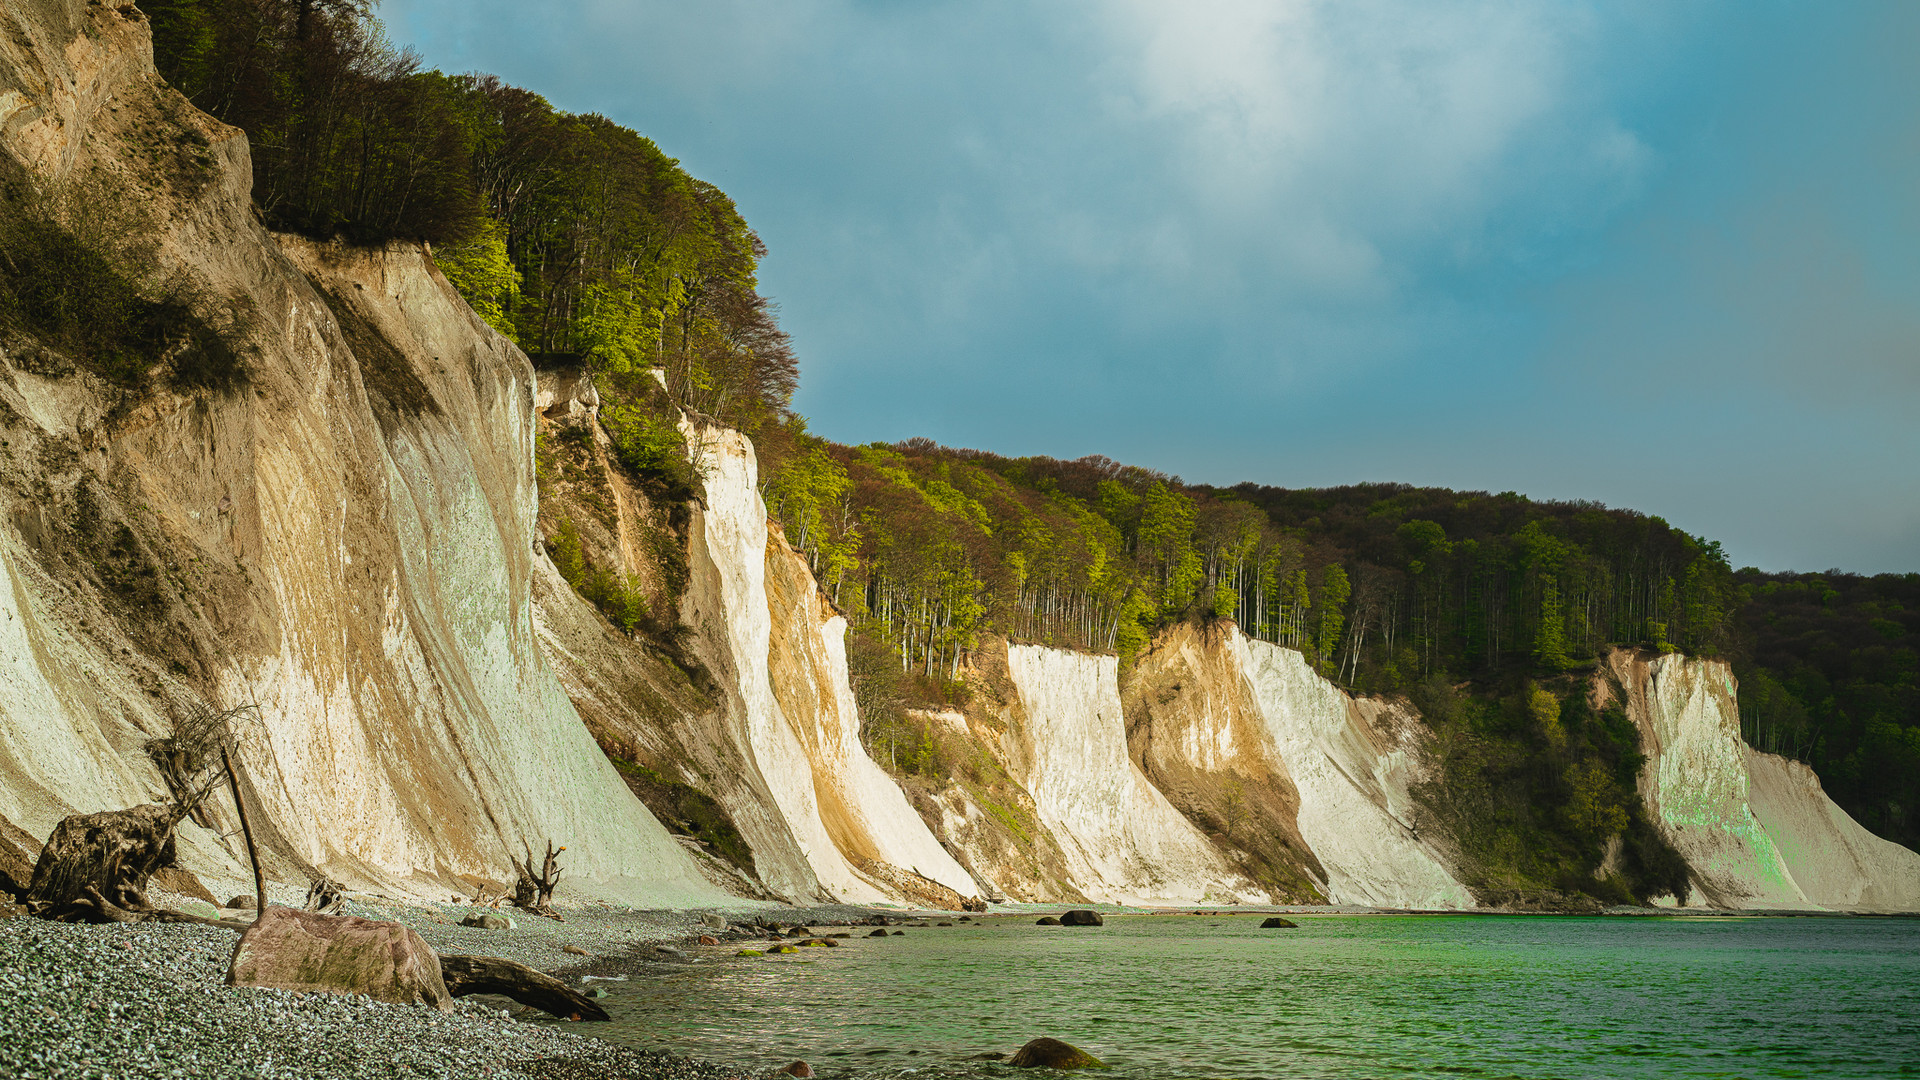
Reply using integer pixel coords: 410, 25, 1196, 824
1009, 1037, 1105, 1069
228, 907, 451, 1011
1059, 910, 1103, 926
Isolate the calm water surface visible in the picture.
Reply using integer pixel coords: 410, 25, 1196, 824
575, 914, 1920, 1079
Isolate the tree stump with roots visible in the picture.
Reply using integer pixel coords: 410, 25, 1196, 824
26, 804, 186, 921
510, 840, 564, 917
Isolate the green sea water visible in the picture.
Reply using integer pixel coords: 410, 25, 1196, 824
581, 913, 1920, 1079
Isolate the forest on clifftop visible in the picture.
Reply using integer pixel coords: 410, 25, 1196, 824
117, 0, 1920, 862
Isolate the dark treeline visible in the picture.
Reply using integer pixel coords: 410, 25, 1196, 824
1733, 571, 1920, 849
144, 0, 796, 435
1219, 482, 1738, 687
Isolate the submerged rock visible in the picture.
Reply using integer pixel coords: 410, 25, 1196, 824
1009, 1037, 1105, 1069
868, 928, 888, 937
1035, 917, 1061, 926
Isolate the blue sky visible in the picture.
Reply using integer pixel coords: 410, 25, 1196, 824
383, 0, 1919, 574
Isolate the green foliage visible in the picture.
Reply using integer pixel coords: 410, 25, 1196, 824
147, 2, 797, 434
1414, 677, 1688, 905
761, 419, 859, 595
1733, 569, 1920, 850
1316, 564, 1350, 673
545, 515, 656, 633
434, 216, 518, 339
147, 0, 485, 244
1530, 686, 1566, 749
547, 517, 586, 587
545, 515, 651, 635
0, 181, 247, 391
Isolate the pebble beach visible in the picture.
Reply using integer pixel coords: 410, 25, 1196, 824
0, 898, 886, 1080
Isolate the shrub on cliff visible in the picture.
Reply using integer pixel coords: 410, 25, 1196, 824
0, 179, 247, 392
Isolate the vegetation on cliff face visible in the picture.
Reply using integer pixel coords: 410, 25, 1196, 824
0, 170, 247, 393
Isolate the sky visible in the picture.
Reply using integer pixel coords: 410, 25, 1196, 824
382, 0, 1920, 574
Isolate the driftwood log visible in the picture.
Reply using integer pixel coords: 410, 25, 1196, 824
438, 954, 609, 1021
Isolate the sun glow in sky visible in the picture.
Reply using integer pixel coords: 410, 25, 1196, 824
384, 0, 1920, 573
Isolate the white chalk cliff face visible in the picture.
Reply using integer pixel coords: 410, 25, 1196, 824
677, 423, 977, 905
998, 644, 1254, 905
1126, 624, 1472, 908
1231, 637, 1472, 908
1610, 651, 1920, 911
0, 0, 725, 906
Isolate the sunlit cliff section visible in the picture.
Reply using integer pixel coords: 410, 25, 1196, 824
0, 0, 723, 905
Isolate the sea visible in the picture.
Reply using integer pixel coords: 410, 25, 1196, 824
571, 912, 1920, 1079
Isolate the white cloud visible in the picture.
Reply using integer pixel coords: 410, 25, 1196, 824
1086, 0, 1653, 291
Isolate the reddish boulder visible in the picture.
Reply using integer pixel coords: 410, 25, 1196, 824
227, 907, 451, 1011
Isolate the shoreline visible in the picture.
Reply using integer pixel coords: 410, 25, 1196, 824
6, 896, 1913, 1080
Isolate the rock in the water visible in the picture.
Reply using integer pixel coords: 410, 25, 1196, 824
779, 1062, 815, 1078
772, 944, 798, 954
701, 913, 728, 930
1009, 1037, 1104, 1069
1260, 917, 1298, 929
936, 921, 954, 927
1059, 910, 1103, 926
228, 895, 257, 910
227, 907, 451, 1011
891, 930, 905, 936
736, 949, 764, 957
1035, 917, 1061, 926
868, 928, 888, 937
460, 912, 512, 930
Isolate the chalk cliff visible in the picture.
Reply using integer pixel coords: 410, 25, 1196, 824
0, 0, 724, 905
0, 0, 1912, 918
1609, 650, 1920, 911
673, 423, 977, 905
1127, 624, 1473, 908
